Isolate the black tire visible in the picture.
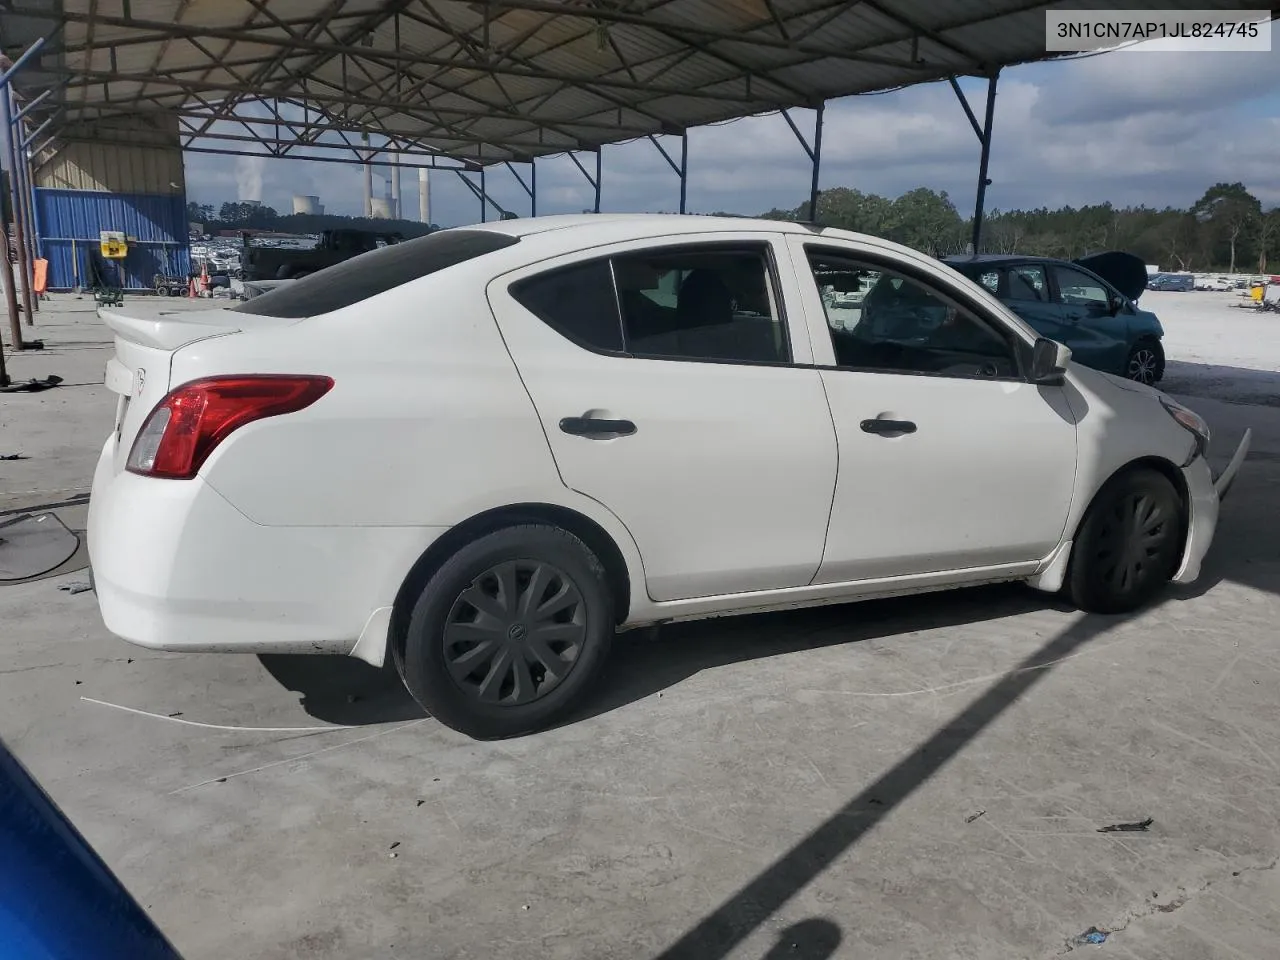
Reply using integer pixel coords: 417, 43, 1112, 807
1125, 338, 1164, 385
1065, 467, 1184, 614
397, 524, 615, 739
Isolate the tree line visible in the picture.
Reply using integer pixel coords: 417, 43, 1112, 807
748, 181, 1278, 274
186, 201, 435, 239
192, 180, 1279, 274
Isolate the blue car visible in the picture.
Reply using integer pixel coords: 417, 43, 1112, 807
944, 252, 1166, 385
1147, 272, 1195, 292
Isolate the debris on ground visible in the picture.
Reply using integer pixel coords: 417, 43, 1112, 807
416, 799, 425, 807
167, 712, 183, 718
389, 841, 400, 850
0, 374, 62, 393
0, 453, 29, 460
1098, 817, 1154, 833
965, 810, 986, 824
57, 581, 92, 595
1069, 927, 1109, 947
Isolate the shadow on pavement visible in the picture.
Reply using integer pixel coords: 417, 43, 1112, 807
649, 606, 1140, 960
256, 653, 426, 724
1162, 360, 1280, 407
762, 918, 841, 959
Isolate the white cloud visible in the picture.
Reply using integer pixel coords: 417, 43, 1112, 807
183, 46, 1280, 226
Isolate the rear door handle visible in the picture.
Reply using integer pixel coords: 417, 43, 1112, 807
860, 418, 916, 436
559, 416, 637, 438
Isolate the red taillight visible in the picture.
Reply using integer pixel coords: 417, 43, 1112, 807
126, 375, 334, 480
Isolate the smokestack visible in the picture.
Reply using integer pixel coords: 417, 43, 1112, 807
362, 133, 373, 218
390, 162, 401, 220
418, 168, 430, 225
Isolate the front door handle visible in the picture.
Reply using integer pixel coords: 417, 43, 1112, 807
559, 416, 637, 438
860, 418, 916, 436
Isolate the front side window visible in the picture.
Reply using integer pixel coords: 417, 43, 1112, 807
612, 246, 789, 363
975, 269, 1000, 294
1007, 264, 1048, 302
1052, 265, 1108, 307
807, 250, 1019, 379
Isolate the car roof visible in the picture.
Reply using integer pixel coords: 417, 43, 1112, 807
943, 254, 1065, 267
462, 212, 829, 240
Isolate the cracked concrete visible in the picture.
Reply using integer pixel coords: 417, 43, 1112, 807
2, 295, 1280, 959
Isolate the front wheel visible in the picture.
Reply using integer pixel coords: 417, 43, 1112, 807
397, 524, 615, 739
1065, 467, 1184, 614
1125, 339, 1164, 385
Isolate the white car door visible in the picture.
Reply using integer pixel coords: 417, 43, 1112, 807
785, 235, 1079, 584
487, 233, 838, 602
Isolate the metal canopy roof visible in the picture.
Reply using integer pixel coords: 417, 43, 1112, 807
0, 0, 1266, 170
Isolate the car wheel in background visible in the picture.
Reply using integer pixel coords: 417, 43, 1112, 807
397, 524, 615, 739
1125, 339, 1164, 385
1065, 467, 1184, 615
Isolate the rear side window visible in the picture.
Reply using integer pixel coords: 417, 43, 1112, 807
509, 242, 788, 365
234, 229, 520, 318
510, 260, 623, 352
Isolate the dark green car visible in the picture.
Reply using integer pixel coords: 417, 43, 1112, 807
945, 252, 1166, 385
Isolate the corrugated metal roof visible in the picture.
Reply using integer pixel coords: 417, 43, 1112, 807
0, 0, 1269, 169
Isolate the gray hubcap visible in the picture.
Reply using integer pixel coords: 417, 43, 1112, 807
443, 560, 586, 706
1093, 491, 1174, 595
1127, 348, 1159, 385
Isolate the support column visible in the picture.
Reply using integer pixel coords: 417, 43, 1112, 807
1, 92, 35, 327
782, 103, 825, 222
479, 166, 487, 223
0, 35, 47, 347
418, 167, 430, 225
361, 133, 373, 218
17, 113, 39, 315
950, 71, 1000, 254
506, 160, 535, 217
647, 133, 688, 214
390, 161, 401, 220
568, 150, 602, 213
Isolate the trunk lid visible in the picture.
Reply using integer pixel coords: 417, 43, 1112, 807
1073, 251, 1149, 302
99, 304, 291, 473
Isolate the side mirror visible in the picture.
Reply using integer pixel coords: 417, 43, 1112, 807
1031, 337, 1071, 385
1108, 294, 1126, 316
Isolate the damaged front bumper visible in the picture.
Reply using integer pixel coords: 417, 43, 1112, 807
1173, 428, 1251, 585
1212, 428, 1252, 501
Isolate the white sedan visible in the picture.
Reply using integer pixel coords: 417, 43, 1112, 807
87, 215, 1251, 739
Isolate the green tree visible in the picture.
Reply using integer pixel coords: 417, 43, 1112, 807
185, 201, 214, 223
887, 188, 964, 254
1256, 208, 1279, 274
1192, 182, 1261, 274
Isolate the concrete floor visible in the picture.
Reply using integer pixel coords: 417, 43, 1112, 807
2, 293, 1279, 960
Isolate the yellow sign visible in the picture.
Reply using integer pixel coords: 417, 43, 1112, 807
100, 230, 128, 259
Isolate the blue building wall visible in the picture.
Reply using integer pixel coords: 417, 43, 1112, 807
34, 189, 190, 290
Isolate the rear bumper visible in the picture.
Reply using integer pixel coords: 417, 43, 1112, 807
87, 437, 443, 655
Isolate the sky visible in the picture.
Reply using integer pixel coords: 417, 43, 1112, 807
183, 45, 1280, 228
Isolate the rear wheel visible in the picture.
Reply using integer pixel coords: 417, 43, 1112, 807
397, 524, 615, 739
1065, 467, 1184, 614
1125, 339, 1164, 385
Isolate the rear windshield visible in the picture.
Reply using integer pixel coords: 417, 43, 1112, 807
233, 229, 520, 318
